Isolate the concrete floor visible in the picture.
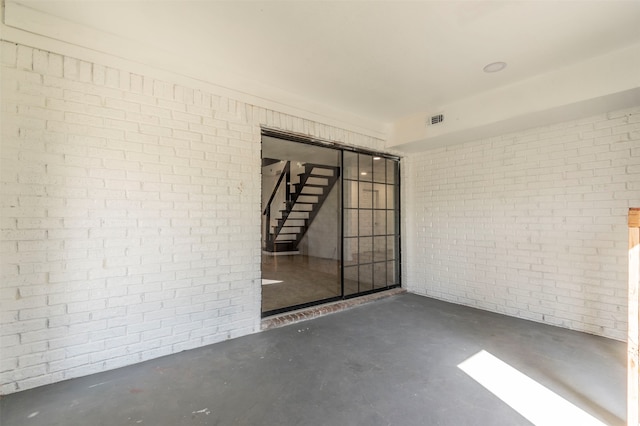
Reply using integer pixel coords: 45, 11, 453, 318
0, 293, 626, 426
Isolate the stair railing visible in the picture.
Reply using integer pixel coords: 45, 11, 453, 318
293, 165, 340, 247
263, 161, 290, 248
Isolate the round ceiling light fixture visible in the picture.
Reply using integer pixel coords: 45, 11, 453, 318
483, 61, 507, 73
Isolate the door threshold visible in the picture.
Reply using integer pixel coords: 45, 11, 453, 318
261, 287, 405, 331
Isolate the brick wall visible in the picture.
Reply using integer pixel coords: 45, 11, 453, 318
404, 107, 640, 340
0, 41, 385, 394
4, 37, 634, 395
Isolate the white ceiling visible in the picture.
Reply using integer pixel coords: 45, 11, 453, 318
5, 0, 640, 148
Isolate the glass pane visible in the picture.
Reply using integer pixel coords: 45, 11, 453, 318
386, 159, 397, 184
345, 209, 358, 237
359, 153, 372, 182
374, 210, 386, 235
374, 262, 387, 288
374, 236, 386, 262
372, 156, 385, 183
386, 184, 395, 210
387, 236, 396, 260
261, 136, 341, 314
386, 210, 395, 235
344, 181, 358, 208
344, 266, 359, 296
386, 261, 397, 285
344, 237, 358, 266
359, 182, 373, 209
359, 210, 373, 236
344, 151, 359, 180
359, 264, 373, 292
373, 183, 386, 209
359, 237, 373, 263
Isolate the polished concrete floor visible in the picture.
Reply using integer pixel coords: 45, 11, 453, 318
0, 293, 626, 426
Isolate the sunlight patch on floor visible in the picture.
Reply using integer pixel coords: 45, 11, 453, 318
458, 350, 606, 426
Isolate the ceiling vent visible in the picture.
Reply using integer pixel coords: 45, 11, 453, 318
428, 114, 444, 126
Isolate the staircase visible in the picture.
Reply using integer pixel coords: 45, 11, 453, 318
263, 162, 339, 252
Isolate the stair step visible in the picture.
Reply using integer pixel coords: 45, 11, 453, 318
305, 167, 336, 176
297, 173, 330, 179
280, 212, 308, 219
289, 205, 314, 212
298, 173, 333, 179
273, 227, 302, 233
296, 196, 319, 203
299, 184, 328, 188
275, 221, 304, 226
278, 219, 307, 224
279, 219, 306, 226
281, 206, 312, 211
295, 176, 332, 181
268, 242, 296, 252
283, 207, 313, 212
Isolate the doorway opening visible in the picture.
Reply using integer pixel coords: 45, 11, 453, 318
261, 131, 400, 316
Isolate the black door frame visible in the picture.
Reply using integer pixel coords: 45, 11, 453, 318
260, 129, 401, 317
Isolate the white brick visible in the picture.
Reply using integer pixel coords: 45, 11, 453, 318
60, 363, 104, 380
130, 73, 143, 92
92, 63, 105, 85
77, 60, 92, 82
47, 312, 91, 329
105, 67, 119, 88
0, 41, 391, 395
48, 53, 63, 77
2, 41, 18, 66
100, 354, 142, 371
63, 340, 105, 358
62, 56, 78, 79
142, 76, 156, 95
406, 108, 638, 341
49, 354, 90, 373
32, 49, 48, 74
66, 299, 107, 314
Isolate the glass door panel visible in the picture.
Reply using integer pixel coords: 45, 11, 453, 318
261, 136, 341, 315
342, 152, 400, 297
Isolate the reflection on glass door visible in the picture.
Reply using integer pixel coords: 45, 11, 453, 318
261, 133, 400, 316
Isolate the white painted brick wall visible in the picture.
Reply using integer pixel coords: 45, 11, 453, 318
404, 106, 640, 341
0, 41, 386, 394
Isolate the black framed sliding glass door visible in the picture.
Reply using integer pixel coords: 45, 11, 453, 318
261, 132, 400, 316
